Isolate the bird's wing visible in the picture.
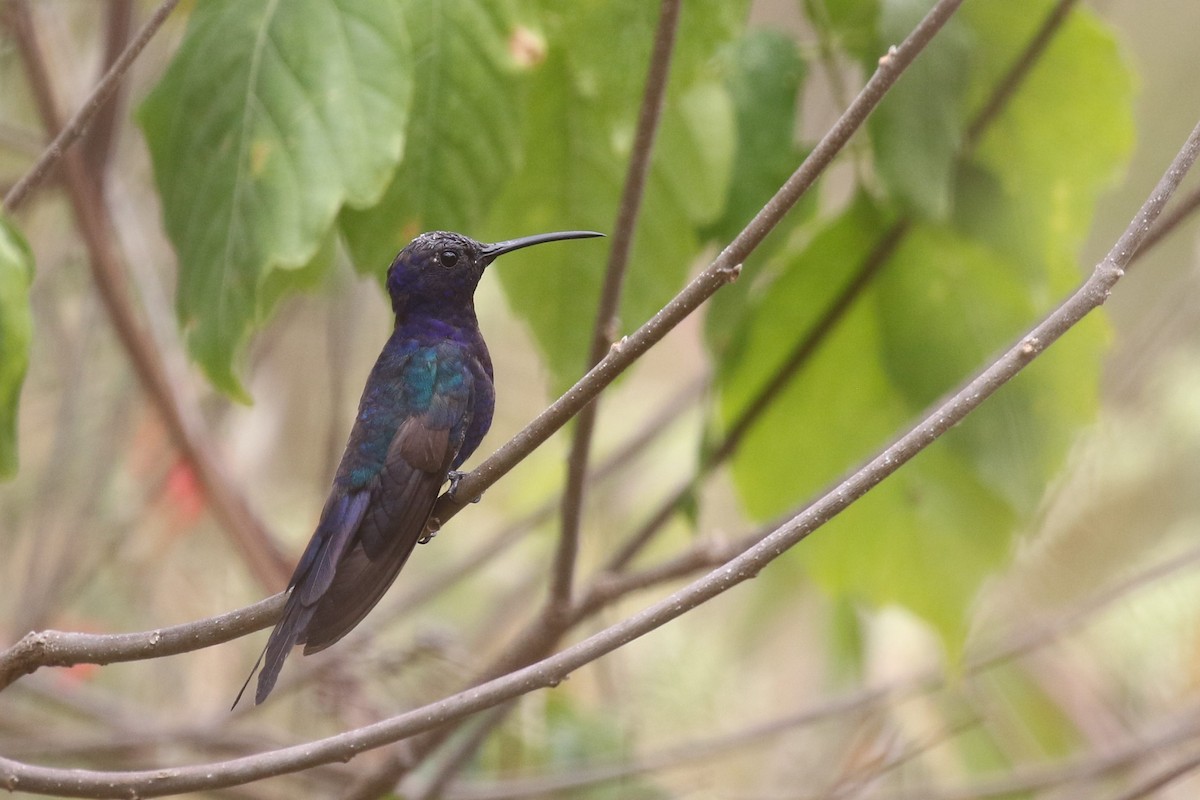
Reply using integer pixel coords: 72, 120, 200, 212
298, 412, 459, 653
253, 344, 476, 704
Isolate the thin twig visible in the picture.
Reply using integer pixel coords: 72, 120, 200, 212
386, 376, 703, 617
408, 527, 1200, 800
439, 689, 902, 800
2, 0, 182, 213
1104, 746, 1200, 800
1137, 183, 1200, 257
550, 0, 683, 611
964, 0, 1077, 147
607, 219, 911, 571
81, 0, 134, 177
0, 381, 702, 693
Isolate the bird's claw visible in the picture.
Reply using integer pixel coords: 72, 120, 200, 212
418, 517, 441, 545
446, 470, 482, 504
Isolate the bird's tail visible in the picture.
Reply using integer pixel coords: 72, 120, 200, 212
231, 642, 267, 710
251, 590, 318, 704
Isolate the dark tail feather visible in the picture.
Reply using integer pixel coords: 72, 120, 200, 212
231, 641, 268, 710
245, 490, 369, 705
253, 589, 317, 704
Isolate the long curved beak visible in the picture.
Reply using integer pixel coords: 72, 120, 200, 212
480, 230, 605, 264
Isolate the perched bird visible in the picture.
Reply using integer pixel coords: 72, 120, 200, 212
248, 229, 602, 704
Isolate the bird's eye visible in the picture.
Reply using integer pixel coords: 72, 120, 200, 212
439, 250, 459, 268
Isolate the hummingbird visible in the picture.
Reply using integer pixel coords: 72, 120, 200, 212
248, 229, 603, 704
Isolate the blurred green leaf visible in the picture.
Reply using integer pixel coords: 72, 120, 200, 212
719, 197, 903, 521
0, 216, 33, 479
712, 1, 1132, 645
804, 0, 880, 62
139, 0, 411, 399
258, 229, 337, 317
963, 0, 1135, 269
868, 0, 970, 219
703, 29, 812, 355
340, 0, 525, 275
488, 3, 739, 388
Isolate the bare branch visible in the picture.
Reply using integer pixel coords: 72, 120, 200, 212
551, 0, 682, 615
81, 0, 134, 177
1137, 183, 1200, 257
410, 704, 515, 800
0, 595, 282, 692
2, 0, 182, 213
0, 381, 702, 692
964, 0, 1078, 147
1104, 745, 1200, 800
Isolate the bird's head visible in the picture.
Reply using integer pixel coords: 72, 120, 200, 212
385, 229, 603, 318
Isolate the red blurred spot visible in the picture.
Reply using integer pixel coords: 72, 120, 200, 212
164, 458, 206, 529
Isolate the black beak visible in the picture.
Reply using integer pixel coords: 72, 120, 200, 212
480, 230, 605, 264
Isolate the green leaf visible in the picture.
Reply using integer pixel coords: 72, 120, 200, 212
717, 205, 1103, 646
962, 0, 1135, 266
0, 216, 33, 478
340, 0, 525, 275
868, 0, 970, 220
719, 198, 903, 520
877, 224, 1104, 513
801, 443, 1015, 643
704, 31, 805, 246
702, 30, 811, 356
488, 5, 737, 389
258, 228, 338, 317
715, 0, 1132, 649
804, 0, 880, 62
139, 0, 412, 399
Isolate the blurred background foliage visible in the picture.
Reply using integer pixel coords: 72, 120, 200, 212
3, 0, 1200, 797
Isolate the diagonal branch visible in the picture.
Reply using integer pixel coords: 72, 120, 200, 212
2, 0, 182, 213
2, 104, 1195, 796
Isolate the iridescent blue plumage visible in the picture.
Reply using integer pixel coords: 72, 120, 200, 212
250, 229, 601, 704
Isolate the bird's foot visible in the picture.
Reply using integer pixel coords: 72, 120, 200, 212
447, 470, 482, 504
418, 517, 441, 545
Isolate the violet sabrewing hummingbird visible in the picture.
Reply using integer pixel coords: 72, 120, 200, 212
249, 229, 603, 704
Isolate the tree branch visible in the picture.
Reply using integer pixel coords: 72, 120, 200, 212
1, 0, 182, 213
0, 595, 282, 692
963, 0, 1077, 147
550, 0, 681, 616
